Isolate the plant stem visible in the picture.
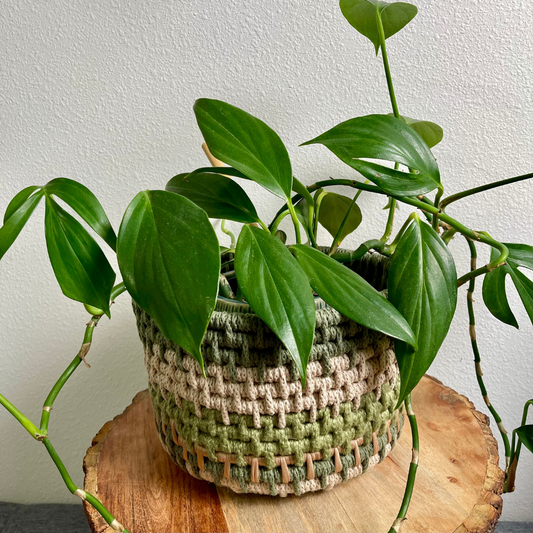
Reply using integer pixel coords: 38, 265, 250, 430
313, 189, 328, 240
388, 213, 417, 254
42, 438, 128, 532
376, 12, 400, 119
221, 220, 236, 248
506, 399, 533, 492
330, 239, 384, 263
0, 393, 41, 439
308, 179, 509, 281
329, 192, 359, 256
440, 172, 533, 209
432, 189, 444, 232
40, 314, 103, 435
110, 282, 127, 301
380, 198, 397, 244
287, 199, 302, 245
466, 240, 511, 479
389, 395, 419, 533
270, 210, 290, 234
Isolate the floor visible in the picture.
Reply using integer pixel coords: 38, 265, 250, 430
0, 503, 531, 532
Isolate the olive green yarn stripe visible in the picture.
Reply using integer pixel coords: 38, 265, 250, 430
150, 382, 400, 466
151, 381, 399, 431
158, 413, 403, 496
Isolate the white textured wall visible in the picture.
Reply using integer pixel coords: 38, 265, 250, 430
1, 0, 532, 521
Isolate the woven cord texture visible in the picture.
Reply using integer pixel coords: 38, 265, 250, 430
136, 251, 402, 496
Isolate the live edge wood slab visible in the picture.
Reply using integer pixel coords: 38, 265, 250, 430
83, 376, 504, 533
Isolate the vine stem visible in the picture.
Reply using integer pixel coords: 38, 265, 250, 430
0, 393, 40, 439
43, 438, 128, 532
221, 220, 236, 248
287, 199, 302, 244
466, 240, 511, 476
1, 282, 130, 530
375, 11, 400, 237
389, 395, 419, 533
40, 314, 103, 434
505, 399, 533, 492
440, 172, 533, 209
376, 11, 400, 119
306, 179, 510, 282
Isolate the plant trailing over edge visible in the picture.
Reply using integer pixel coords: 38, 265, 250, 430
1, 1, 533, 531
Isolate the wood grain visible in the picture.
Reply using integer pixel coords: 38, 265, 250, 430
83, 376, 503, 533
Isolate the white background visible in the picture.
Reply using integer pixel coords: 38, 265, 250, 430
1, 0, 532, 522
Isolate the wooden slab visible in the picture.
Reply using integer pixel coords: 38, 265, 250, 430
83, 376, 503, 533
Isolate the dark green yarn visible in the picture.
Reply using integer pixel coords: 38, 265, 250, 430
134, 251, 392, 384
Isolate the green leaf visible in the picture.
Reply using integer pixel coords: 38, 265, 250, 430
318, 192, 362, 241
517, 425, 533, 454
187, 166, 251, 180
294, 198, 311, 242
117, 190, 220, 370
388, 114, 444, 149
235, 226, 315, 384
44, 196, 115, 316
4, 186, 42, 223
388, 216, 458, 405
0, 188, 44, 261
340, 0, 418, 53
291, 245, 417, 347
292, 177, 314, 207
188, 167, 312, 207
166, 172, 261, 225
301, 114, 441, 196
403, 117, 444, 149
483, 244, 533, 328
275, 230, 287, 244
194, 99, 293, 200
44, 178, 117, 251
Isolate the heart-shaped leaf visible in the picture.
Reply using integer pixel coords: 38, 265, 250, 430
117, 190, 220, 371
44, 196, 115, 316
301, 114, 441, 196
166, 172, 261, 225
291, 245, 416, 347
194, 99, 293, 200
1, 187, 44, 261
403, 117, 443, 149
517, 425, 533, 454
388, 114, 444, 149
388, 215, 458, 405
44, 178, 117, 251
318, 192, 362, 241
340, 0, 418, 53
482, 243, 533, 328
235, 226, 315, 385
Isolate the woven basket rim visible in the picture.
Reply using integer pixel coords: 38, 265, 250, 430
216, 249, 390, 315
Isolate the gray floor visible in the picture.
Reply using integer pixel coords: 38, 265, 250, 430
0, 503, 531, 532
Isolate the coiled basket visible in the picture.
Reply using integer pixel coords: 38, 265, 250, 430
134, 251, 404, 497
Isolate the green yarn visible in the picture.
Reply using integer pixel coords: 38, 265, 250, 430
150, 380, 399, 468
134, 251, 393, 384
157, 405, 403, 494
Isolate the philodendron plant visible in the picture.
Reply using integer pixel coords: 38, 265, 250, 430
1, 1, 532, 532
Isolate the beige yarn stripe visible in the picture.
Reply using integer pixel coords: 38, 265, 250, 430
183, 445, 390, 496
146, 350, 398, 427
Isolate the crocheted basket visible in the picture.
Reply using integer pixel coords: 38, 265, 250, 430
134, 251, 404, 497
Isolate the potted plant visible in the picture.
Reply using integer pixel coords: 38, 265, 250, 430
1, 1, 532, 532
